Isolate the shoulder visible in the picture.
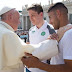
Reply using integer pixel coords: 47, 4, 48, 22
0, 26, 14, 35
64, 29, 72, 37
44, 20, 54, 29
61, 29, 72, 42
59, 29, 72, 50
48, 23, 54, 29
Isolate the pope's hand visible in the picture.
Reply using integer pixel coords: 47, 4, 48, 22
47, 33, 59, 41
21, 53, 40, 68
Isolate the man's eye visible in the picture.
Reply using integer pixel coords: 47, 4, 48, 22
32, 15, 34, 16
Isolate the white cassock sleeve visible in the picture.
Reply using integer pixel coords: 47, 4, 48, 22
2, 32, 58, 69
3, 32, 34, 69
32, 40, 58, 61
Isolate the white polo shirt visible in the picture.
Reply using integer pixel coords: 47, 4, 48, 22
50, 24, 72, 65
29, 20, 53, 44
29, 20, 54, 72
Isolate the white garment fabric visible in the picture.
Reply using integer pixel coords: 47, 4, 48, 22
0, 7, 15, 16
28, 20, 55, 72
63, 28, 72, 60
0, 21, 58, 72
50, 24, 72, 65
29, 20, 54, 44
0, 64, 24, 72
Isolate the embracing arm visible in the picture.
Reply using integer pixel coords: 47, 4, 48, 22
36, 59, 72, 72
32, 40, 58, 60
3, 32, 35, 68
21, 53, 72, 72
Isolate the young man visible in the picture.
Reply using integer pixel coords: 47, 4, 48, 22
21, 2, 72, 72
27, 4, 55, 72
28, 4, 55, 44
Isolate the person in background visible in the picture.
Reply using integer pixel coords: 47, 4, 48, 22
21, 2, 72, 72
26, 4, 55, 72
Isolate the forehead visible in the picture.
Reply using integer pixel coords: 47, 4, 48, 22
48, 12, 56, 18
48, 11, 55, 15
28, 10, 38, 14
13, 12, 20, 19
14, 11, 19, 15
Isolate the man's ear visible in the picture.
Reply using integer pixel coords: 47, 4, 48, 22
40, 12, 43, 17
56, 10, 61, 18
8, 13, 12, 20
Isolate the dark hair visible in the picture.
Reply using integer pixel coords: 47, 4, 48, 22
27, 4, 43, 14
48, 2, 68, 14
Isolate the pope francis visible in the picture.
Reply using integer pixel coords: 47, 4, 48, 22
0, 6, 71, 72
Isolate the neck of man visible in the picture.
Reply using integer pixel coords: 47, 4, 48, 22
60, 18, 69, 28
36, 19, 44, 29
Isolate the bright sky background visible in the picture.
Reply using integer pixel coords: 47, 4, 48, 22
0, 0, 66, 10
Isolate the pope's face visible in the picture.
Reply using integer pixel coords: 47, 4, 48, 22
12, 11, 20, 30
28, 10, 42, 26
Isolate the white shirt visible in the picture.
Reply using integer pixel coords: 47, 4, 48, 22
29, 20, 53, 44
50, 24, 72, 65
28, 20, 54, 72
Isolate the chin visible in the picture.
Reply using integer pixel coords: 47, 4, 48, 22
32, 23, 36, 25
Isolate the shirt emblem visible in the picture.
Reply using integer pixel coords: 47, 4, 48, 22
41, 31, 46, 36
32, 31, 35, 33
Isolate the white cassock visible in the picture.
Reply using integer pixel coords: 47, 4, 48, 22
0, 21, 58, 72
